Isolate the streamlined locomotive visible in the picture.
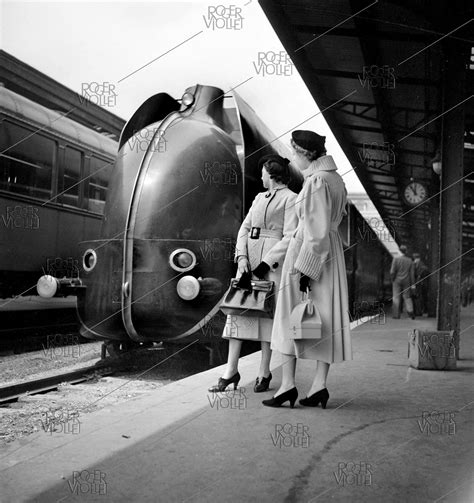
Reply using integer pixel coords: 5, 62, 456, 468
38, 85, 303, 347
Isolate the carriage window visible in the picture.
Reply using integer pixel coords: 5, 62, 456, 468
63, 147, 82, 207
88, 156, 111, 214
0, 121, 54, 200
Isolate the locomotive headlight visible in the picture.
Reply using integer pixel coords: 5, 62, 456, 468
169, 249, 196, 272
176, 276, 200, 300
37, 275, 58, 298
181, 92, 194, 107
82, 249, 97, 272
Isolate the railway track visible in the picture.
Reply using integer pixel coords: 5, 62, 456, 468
0, 360, 119, 404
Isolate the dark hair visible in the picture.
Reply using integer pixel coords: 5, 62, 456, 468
290, 138, 326, 161
264, 159, 291, 185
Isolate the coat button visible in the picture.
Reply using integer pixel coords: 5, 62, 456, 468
273, 262, 279, 269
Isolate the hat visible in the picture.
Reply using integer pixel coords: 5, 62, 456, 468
258, 154, 290, 170
292, 130, 326, 152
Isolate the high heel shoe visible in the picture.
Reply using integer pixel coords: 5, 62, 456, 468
254, 372, 272, 393
299, 388, 329, 408
208, 372, 240, 392
262, 387, 298, 408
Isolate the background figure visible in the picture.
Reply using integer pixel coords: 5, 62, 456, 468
412, 252, 429, 316
461, 272, 474, 307
390, 245, 415, 319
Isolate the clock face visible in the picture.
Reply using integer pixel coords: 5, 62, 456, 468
403, 182, 427, 206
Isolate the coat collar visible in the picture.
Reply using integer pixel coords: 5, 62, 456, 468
303, 155, 337, 179
265, 185, 287, 198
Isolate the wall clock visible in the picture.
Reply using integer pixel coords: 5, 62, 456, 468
403, 181, 428, 206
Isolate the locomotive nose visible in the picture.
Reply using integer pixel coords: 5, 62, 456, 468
78, 85, 242, 342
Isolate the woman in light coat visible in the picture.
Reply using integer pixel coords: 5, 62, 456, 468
263, 130, 352, 409
209, 154, 298, 393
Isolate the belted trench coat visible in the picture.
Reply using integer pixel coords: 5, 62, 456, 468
222, 186, 298, 342
271, 155, 352, 362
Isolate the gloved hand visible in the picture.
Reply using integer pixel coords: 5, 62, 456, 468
252, 262, 270, 279
237, 256, 250, 275
236, 271, 252, 290
299, 274, 311, 293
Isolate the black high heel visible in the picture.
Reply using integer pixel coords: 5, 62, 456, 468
262, 387, 298, 408
254, 372, 272, 393
299, 388, 329, 408
208, 372, 240, 392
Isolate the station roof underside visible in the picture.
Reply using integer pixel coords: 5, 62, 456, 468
260, 0, 473, 268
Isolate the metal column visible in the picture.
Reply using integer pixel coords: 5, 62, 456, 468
436, 37, 466, 358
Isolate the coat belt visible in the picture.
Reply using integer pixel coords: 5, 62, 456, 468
249, 228, 283, 240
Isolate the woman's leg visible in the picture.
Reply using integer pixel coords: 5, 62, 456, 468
258, 341, 272, 378
307, 360, 330, 396
222, 338, 243, 379
274, 353, 297, 396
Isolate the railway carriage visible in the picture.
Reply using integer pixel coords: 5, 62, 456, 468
0, 85, 117, 342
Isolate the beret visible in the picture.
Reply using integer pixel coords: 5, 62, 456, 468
292, 130, 326, 152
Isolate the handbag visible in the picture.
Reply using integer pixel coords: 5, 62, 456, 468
220, 278, 274, 318
408, 329, 456, 370
290, 292, 322, 339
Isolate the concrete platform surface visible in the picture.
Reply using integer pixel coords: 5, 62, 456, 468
1, 307, 473, 503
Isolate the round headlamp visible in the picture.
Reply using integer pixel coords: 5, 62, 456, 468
169, 249, 196, 272
83, 249, 97, 272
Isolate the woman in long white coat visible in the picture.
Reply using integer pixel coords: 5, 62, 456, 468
208, 155, 298, 393
263, 130, 352, 409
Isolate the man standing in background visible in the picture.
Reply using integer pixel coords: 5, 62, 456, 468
412, 252, 429, 316
390, 245, 416, 319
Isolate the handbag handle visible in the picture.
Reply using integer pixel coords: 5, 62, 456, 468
301, 291, 314, 316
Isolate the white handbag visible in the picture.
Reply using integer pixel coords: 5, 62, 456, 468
290, 292, 322, 339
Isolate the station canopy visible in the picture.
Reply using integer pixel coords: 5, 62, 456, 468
260, 0, 473, 269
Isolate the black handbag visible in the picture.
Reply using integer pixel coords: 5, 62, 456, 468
220, 278, 275, 318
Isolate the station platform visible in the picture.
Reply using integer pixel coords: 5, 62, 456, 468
1, 307, 473, 503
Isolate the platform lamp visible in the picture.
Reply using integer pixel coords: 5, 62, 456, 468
431, 149, 442, 175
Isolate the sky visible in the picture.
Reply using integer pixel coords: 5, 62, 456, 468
1, 0, 367, 194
